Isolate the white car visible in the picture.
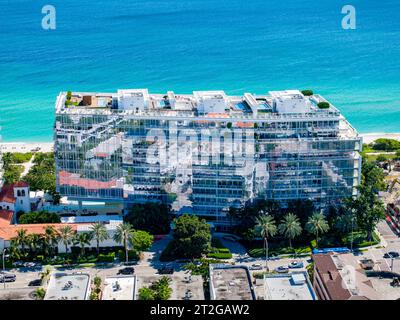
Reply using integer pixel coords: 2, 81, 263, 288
249, 263, 263, 270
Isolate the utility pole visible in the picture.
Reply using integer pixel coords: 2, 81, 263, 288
2, 249, 7, 290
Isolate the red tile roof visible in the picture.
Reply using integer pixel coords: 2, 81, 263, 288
313, 253, 352, 300
13, 181, 29, 188
0, 210, 79, 240
0, 182, 30, 204
59, 171, 117, 190
0, 185, 16, 204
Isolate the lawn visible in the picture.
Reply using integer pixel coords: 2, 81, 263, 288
243, 230, 380, 258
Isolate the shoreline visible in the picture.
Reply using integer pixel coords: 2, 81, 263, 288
1, 133, 400, 153
0, 142, 54, 153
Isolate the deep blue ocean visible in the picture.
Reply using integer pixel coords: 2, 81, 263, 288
1, 0, 399, 142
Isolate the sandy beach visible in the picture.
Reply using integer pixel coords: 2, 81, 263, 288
1, 133, 400, 153
0, 142, 54, 153
360, 133, 400, 144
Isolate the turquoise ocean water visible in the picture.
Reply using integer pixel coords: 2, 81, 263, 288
0, 0, 399, 142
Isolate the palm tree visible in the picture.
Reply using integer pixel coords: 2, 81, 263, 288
278, 213, 302, 251
14, 229, 29, 253
43, 226, 59, 256
27, 233, 43, 255
58, 226, 75, 254
90, 222, 109, 255
255, 215, 277, 271
306, 213, 330, 248
113, 223, 134, 263
73, 233, 93, 257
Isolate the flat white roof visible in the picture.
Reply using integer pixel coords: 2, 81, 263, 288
264, 273, 316, 300
45, 273, 91, 300
102, 276, 136, 300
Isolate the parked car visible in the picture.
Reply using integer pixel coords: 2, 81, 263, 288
117, 267, 135, 275
289, 261, 304, 269
0, 272, 16, 283
268, 255, 280, 261
28, 279, 42, 287
249, 263, 263, 270
158, 267, 174, 275
384, 252, 400, 259
23, 262, 36, 268
13, 261, 24, 268
275, 266, 289, 273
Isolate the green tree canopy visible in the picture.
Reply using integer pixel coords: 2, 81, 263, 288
131, 230, 153, 252
305, 213, 329, 248
371, 138, 400, 151
278, 213, 302, 249
18, 211, 61, 224
124, 203, 171, 234
172, 214, 211, 258
24, 152, 56, 193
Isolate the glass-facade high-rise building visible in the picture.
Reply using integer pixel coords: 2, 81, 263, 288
54, 89, 362, 226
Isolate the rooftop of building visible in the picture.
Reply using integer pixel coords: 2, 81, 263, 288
209, 264, 256, 300
0, 182, 29, 204
56, 89, 347, 118
44, 273, 91, 300
264, 272, 317, 300
102, 276, 136, 300
313, 252, 380, 300
0, 208, 122, 241
0, 210, 78, 241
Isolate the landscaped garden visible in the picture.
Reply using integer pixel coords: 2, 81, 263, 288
227, 159, 387, 260
4, 222, 153, 268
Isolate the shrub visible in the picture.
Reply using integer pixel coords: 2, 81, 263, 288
34, 288, 46, 300
376, 154, 388, 162
10, 153, 33, 163
301, 90, 314, 96
66, 91, 72, 101
317, 102, 330, 109
310, 239, 317, 249
93, 276, 102, 288
139, 287, 155, 300
97, 252, 115, 262
118, 250, 138, 261
207, 252, 233, 259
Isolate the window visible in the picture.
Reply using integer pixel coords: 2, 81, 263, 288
21, 190, 26, 196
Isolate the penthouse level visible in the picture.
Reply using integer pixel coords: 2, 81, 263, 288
57, 89, 349, 120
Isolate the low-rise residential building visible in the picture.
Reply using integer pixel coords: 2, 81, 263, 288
209, 264, 256, 300
263, 272, 317, 300
44, 273, 91, 300
0, 210, 123, 252
313, 252, 380, 300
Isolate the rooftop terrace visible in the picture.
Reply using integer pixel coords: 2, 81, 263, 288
56, 89, 343, 120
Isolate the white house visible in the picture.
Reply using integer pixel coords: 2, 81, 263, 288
0, 181, 30, 214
